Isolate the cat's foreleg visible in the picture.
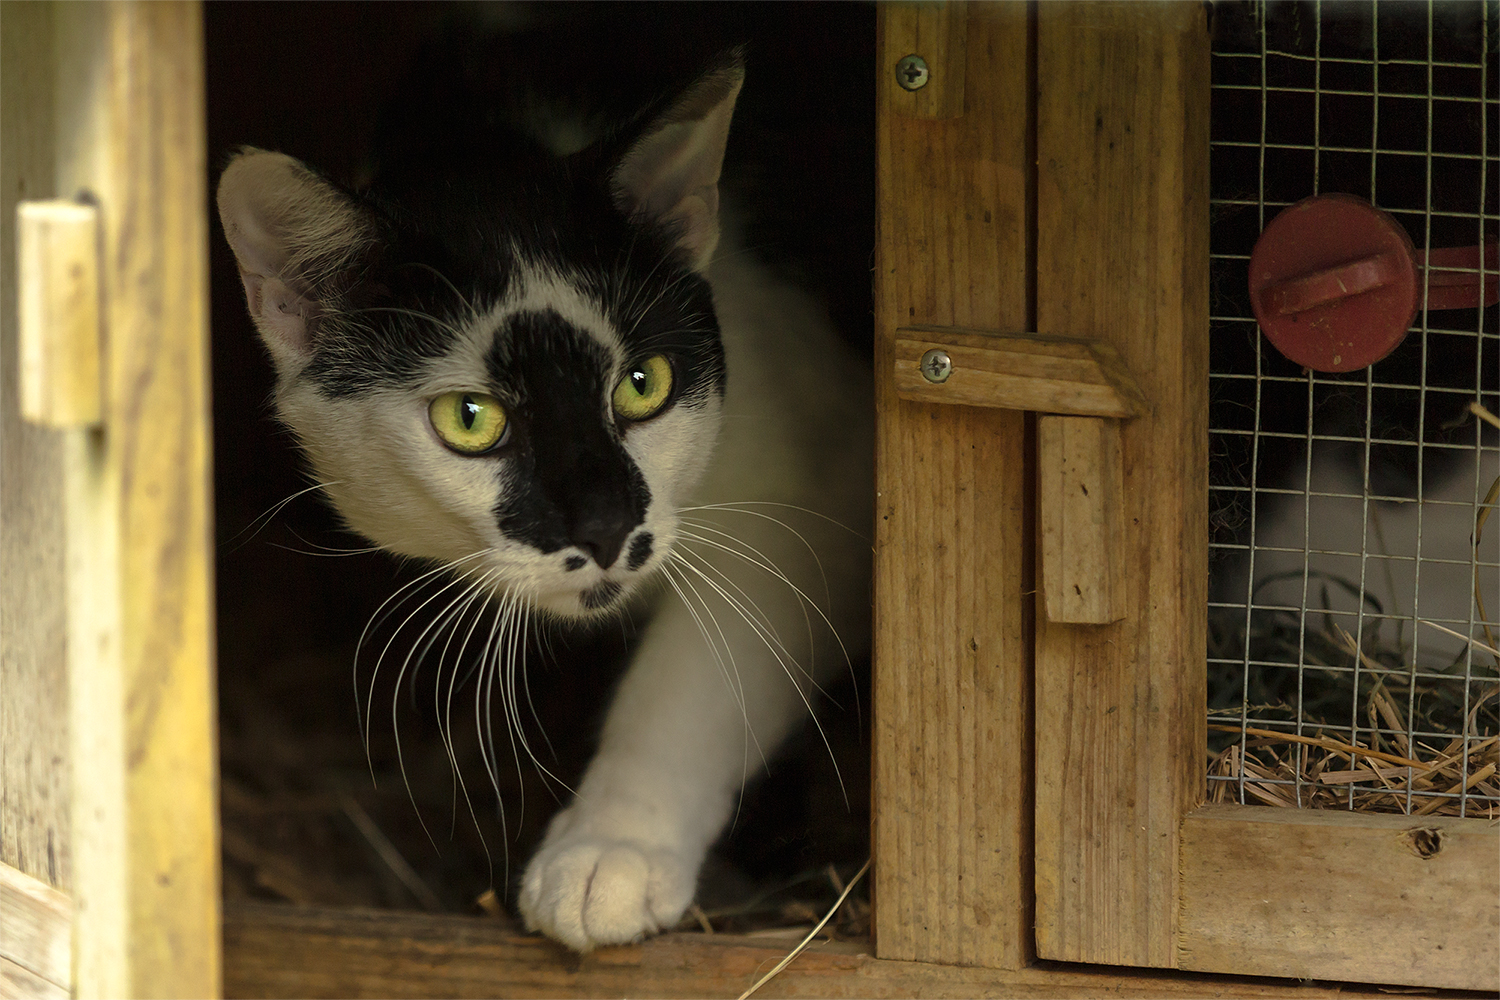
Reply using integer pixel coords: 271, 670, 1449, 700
517, 572, 818, 951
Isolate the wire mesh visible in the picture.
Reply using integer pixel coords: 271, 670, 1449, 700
1207, 0, 1499, 818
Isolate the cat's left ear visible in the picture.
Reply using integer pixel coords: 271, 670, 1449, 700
610, 51, 744, 272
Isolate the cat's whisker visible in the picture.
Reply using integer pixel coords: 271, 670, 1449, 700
433, 569, 503, 831
333, 303, 469, 341
430, 574, 502, 888
518, 601, 560, 770
676, 522, 855, 688
224, 479, 343, 555
386, 570, 501, 853
358, 551, 492, 763
661, 561, 760, 833
671, 546, 831, 700
661, 561, 761, 770
668, 553, 848, 806
399, 260, 480, 320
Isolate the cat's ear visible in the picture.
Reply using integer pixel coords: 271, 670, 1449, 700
216, 148, 378, 373
610, 51, 744, 272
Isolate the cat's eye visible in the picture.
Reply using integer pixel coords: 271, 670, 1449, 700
429, 391, 508, 455
612, 355, 674, 422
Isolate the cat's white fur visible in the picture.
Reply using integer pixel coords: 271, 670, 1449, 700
219, 61, 871, 950
1229, 444, 1497, 668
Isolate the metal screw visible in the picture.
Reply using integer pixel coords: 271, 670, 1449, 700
896, 54, 929, 91
919, 348, 952, 383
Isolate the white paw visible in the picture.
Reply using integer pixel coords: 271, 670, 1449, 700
518, 811, 698, 951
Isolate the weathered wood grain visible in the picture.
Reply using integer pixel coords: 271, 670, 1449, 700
882, 2, 967, 120
51, 4, 222, 997
892, 328, 1146, 417
1032, 1, 1210, 968
222, 901, 1453, 1000
0, 0, 73, 898
1179, 805, 1500, 992
873, 1, 1036, 970
1038, 416, 1125, 624
0, 861, 71, 995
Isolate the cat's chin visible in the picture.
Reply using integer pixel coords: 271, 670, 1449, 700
531, 579, 631, 620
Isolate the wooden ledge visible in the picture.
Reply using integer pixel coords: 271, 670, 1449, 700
892, 327, 1148, 418
222, 900, 1482, 999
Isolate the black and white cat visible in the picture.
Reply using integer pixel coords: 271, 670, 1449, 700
216, 52, 871, 950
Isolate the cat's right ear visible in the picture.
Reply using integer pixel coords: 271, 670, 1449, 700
216, 148, 377, 373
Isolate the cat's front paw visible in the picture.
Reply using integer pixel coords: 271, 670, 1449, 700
518, 813, 698, 951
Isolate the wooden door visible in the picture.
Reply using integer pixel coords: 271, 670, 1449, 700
873, 2, 1498, 991
0, 3, 221, 997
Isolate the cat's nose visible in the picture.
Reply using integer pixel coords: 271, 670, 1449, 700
571, 516, 632, 570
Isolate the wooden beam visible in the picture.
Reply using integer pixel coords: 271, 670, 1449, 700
1032, 1, 1210, 968
0, 862, 71, 996
873, 2, 1035, 969
0, 0, 73, 903
222, 901, 1435, 1000
1178, 805, 1500, 992
52, 4, 222, 997
892, 328, 1145, 417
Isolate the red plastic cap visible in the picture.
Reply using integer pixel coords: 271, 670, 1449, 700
1249, 194, 1419, 373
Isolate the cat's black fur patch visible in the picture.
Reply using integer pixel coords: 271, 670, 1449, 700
563, 555, 588, 572
294, 50, 729, 407
625, 532, 654, 572
489, 310, 651, 567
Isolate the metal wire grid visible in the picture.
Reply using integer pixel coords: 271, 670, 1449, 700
1206, 0, 1499, 817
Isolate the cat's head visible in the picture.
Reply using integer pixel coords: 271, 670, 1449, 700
216, 55, 743, 619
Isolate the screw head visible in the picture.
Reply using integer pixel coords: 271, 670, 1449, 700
919, 348, 952, 383
896, 54, 930, 91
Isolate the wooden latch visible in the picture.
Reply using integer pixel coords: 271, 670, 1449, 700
892, 325, 1144, 625
17, 199, 103, 428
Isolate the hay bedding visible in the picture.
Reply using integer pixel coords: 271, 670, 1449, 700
1209, 408, 1500, 818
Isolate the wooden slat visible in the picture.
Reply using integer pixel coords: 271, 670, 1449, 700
1032, 2, 1210, 968
0, 862, 71, 994
881, 2, 967, 120
1037, 417, 1125, 624
0, 0, 73, 900
1178, 805, 1500, 992
873, 2, 1035, 969
892, 328, 1145, 417
222, 901, 1437, 1000
1, 956, 69, 1000
52, 4, 222, 997
17, 200, 102, 427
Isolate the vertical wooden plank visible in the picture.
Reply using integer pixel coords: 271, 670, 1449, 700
881, 3, 968, 120
0, 0, 73, 898
873, 2, 1035, 969
1032, 2, 1210, 968
1038, 416, 1125, 625
52, 3, 222, 997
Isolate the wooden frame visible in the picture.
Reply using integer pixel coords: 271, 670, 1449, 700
3, 2, 1494, 998
2, 3, 219, 997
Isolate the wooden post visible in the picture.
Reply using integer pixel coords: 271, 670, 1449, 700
47, 4, 222, 997
873, 2, 1036, 969
1031, 2, 1210, 968
0, 0, 74, 911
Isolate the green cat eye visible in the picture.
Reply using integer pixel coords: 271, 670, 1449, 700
612, 355, 674, 422
429, 391, 507, 455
